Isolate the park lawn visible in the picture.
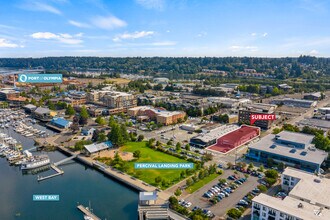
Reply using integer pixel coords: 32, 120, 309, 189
121, 141, 190, 188
186, 173, 220, 194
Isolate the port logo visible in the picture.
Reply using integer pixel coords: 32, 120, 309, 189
250, 114, 276, 125
33, 194, 59, 201
18, 74, 63, 83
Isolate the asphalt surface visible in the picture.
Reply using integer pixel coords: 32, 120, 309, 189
184, 169, 260, 218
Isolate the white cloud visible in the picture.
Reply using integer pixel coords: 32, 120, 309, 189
309, 49, 319, 55
30, 32, 83, 44
230, 45, 258, 52
20, 1, 62, 15
113, 31, 154, 42
251, 32, 268, 37
262, 32, 268, 37
197, 31, 207, 38
0, 38, 19, 48
251, 33, 257, 36
91, 15, 127, 30
68, 20, 91, 28
135, 0, 165, 10
151, 41, 176, 46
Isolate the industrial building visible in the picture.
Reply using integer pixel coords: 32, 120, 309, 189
303, 92, 322, 100
251, 167, 330, 220
270, 98, 317, 108
207, 125, 260, 153
247, 131, 328, 173
190, 125, 239, 148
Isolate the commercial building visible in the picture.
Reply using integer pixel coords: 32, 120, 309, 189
128, 106, 186, 125
296, 118, 330, 131
247, 131, 328, 173
32, 107, 56, 122
87, 90, 137, 112
303, 92, 322, 101
0, 88, 20, 101
207, 125, 260, 153
83, 141, 113, 156
270, 98, 317, 108
251, 167, 330, 220
239, 103, 277, 130
190, 124, 239, 148
47, 117, 72, 131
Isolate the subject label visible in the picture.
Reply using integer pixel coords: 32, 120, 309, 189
250, 113, 276, 125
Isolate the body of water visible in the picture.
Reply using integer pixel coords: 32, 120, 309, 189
0, 125, 138, 220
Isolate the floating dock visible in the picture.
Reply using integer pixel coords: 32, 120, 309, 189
77, 205, 101, 220
37, 164, 64, 181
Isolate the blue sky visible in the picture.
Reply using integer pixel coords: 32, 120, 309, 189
0, 0, 329, 57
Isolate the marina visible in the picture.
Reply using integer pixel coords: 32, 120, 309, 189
77, 203, 101, 220
0, 111, 138, 220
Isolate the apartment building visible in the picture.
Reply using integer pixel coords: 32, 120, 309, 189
239, 103, 277, 129
87, 90, 137, 111
251, 167, 330, 220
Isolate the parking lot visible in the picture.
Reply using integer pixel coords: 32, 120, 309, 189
184, 169, 260, 218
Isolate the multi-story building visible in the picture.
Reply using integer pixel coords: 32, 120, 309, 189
0, 88, 20, 101
239, 103, 277, 129
270, 98, 317, 108
128, 106, 186, 125
251, 167, 330, 220
247, 131, 328, 173
87, 90, 137, 112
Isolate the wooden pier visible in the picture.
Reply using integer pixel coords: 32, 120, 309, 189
77, 205, 101, 220
37, 164, 64, 182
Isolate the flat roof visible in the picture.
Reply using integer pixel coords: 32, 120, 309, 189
297, 118, 330, 129
139, 191, 158, 201
253, 193, 330, 220
249, 133, 328, 164
283, 168, 330, 207
84, 141, 112, 154
276, 130, 314, 145
191, 125, 239, 143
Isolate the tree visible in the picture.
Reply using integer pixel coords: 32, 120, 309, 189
65, 104, 75, 116
95, 116, 106, 126
258, 165, 264, 172
174, 188, 182, 197
176, 142, 181, 151
227, 208, 242, 219
133, 150, 141, 159
186, 178, 193, 186
185, 144, 190, 151
47, 101, 55, 110
265, 169, 279, 179
267, 158, 274, 168
108, 115, 115, 127
137, 134, 144, 142
108, 123, 125, 147
97, 132, 107, 142
155, 176, 162, 185
248, 163, 254, 170
219, 178, 227, 184
70, 116, 80, 133
227, 162, 233, 169
257, 184, 267, 192
79, 106, 89, 125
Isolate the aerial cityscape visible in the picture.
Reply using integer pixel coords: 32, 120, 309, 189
0, 0, 330, 220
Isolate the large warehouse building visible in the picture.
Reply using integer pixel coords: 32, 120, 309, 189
207, 125, 260, 154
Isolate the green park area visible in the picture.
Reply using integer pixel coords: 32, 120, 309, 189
121, 141, 193, 189
185, 173, 219, 193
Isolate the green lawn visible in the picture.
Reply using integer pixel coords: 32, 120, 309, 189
186, 173, 220, 193
121, 141, 191, 189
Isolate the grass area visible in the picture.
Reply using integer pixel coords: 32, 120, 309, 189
186, 173, 220, 194
121, 141, 191, 189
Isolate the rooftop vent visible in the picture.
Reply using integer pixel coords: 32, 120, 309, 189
314, 178, 321, 183
270, 145, 277, 149
289, 149, 296, 153
300, 151, 307, 156
298, 203, 304, 208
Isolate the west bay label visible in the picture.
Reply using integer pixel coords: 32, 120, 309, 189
33, 194, 60, 201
